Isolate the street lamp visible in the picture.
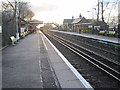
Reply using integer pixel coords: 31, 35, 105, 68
87, 8, 96, 20
87, 11, 91, 19
87, 11, 93, 20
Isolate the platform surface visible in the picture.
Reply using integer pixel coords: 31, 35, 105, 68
2, 31, 93, 89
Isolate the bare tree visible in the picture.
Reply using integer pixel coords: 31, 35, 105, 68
2, 1, 16, 23
2, 0, 35, 46
2, 0, 34, 23
18, 1, 34, 20
96, 0, 118, 24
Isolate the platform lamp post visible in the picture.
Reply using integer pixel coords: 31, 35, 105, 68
87, 11, 91, 19
87, 8, 96, 20
15, 1, 20, 40
87, 8, 96, 34
87, 10, 94, 32
118, 10, 120, 23
118, 1, 120, 38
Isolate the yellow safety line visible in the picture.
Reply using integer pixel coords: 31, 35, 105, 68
42, 37, 48, 50
38, 39, 40, 49
0, 45, 8, 51
38, 34, 40, 49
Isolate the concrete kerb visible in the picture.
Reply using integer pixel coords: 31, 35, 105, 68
41, 31, 94, 89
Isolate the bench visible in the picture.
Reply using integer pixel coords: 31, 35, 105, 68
20, 32, 28, 38
108, 31, 115, 35
10, 36, 18, 45
20, 32, 25, 38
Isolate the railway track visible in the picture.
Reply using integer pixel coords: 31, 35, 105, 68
51, 31, 120, 64
43, 31, 120, 88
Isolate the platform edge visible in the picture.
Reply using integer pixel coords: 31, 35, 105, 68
42, 31, 94, 89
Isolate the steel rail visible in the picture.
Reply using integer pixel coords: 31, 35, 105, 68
50, 32, 120, 66
52, 32, 119, 62
44, 32, 120, 82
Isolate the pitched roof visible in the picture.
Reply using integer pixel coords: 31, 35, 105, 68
63, 19, 74, 24
87, 19, 93, 23
92, 21, 107, 26
72, 18, 81, 24
72, 17, 90, 24
29, 20, 43, 24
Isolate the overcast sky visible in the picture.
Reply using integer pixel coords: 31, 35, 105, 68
25, 0, 98, 23
7, 0, 118, 24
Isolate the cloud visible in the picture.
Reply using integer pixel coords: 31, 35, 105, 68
29, 0, 98, 23
30, 2, 58, 13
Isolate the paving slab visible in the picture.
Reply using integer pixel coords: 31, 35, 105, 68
2, 33, 59, 88
2, 31, 93, 89
2, 33, 42, 88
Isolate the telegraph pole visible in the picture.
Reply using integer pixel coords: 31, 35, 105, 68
118, 1, 120, 38
101, 0, 104, 22
97, 0, 100, 21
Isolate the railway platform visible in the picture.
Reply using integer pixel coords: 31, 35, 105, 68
2, 31, 93, 89
50, 30, 119, 44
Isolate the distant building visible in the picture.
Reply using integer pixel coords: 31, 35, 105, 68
63, 14, 93, 33
28, 19, 43, 32
63, 16, 74, 31
72, 16, 92, 33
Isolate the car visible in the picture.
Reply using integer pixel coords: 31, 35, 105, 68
106, 27, 116, 36
98, 30, 106, 35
